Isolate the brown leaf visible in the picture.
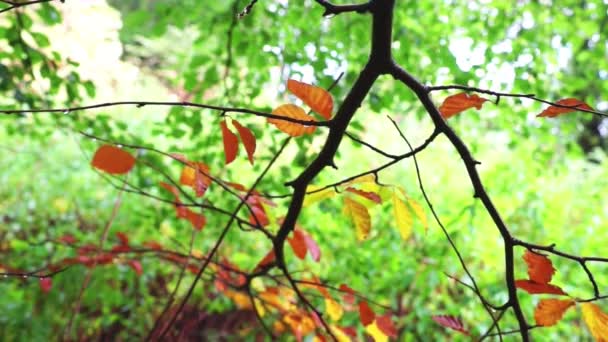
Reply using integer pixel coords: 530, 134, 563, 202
438, 92, 488, 119
232, 120, 256, 164
220, 119, 239, 165
515, 280, 567, 295
268, 104, 316, 136
523, 250, 555, 284
537, 98, 593, 118
534, 299, 575, 327
91, 145, 136, 174
287, 79, 333, 120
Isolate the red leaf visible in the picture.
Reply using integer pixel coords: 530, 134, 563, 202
143, 241, 162, 250
432, 315, 469, 335
339, 284, 356, 304
115, 232, 129, 246
288, 229, 307, 260
523, 250, 555, 284
220, 119, 239, 165
302, 231, 321, 262
438, 93, 488, 119
128, 260, 143, 276
58, 234, 76, 244
358, 300, 375, 326
184, 209, 206, 230
91, 145, 136, 174
340, 326, 357, 338
345, 187, 382, 204
255, 250, 275, 271
376, 314, 398, 338
537, 98, 593, 118
39, 277, 52, 293
514, 280, 567, 295
248, 206, 269, 227
287, 79, 334, 120
232, 120, 256, 165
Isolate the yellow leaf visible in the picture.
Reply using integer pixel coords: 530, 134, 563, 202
325, 298, 343, 321
393, 191, 413, 240
303, 185, 336, 207
253, 298, 265, 317
534, 299, 575, 327
52, 198, 70, 214
344, 197, 371, 241
269, 104, 316, 136
329, 325, 352, 342
343, 174, 376, 187
407, 197, 428, 231
582, 303, 608, 341
224, 290, 252, 309
365, 320, 388, 342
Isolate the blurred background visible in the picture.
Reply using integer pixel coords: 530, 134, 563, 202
0, 0, 607, 340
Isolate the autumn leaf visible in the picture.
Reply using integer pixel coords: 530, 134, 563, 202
220, 119, 239, 165
184, 209, 206, 230
255, 250, 275, 271
514, 280, 567, 295
534, 299, 575, 327
325, 298, 343, 321
269, 104, 316, 136
407, 198, 428, 231
91, 144, 136, 174
302, 230, 321, 262
39, 278, 52, 293
432, 315, 469, 335
537, 98, 593, 118
345, 187, 382, 204
288, 229, 307, 260
303, 185, 336, 206
344, 197, 371, 241
365, 320, 389, 342
232, 119, 256, 164
127, 260, 143, 276
523, 250, 555, 284
115, 231, 129, 246
358, 300, 375, 326
438, 92, 488, 119
581, 303, 608, 341
287, 79, 334, 120
179, 162, 212, 197
392, 191, 413, 240
376, 314, 398, 338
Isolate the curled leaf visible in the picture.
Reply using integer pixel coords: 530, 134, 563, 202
537, 98, 593, 118
232, 120, 256, 164
269, 104, 316, 136
287, 79, 334, 120
220, 119, 239, 165
438, 92, 488, 119
91, 145, 136, 174
534, 299, 575, 327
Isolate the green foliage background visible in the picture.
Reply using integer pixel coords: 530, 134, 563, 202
0, 0, 607, 340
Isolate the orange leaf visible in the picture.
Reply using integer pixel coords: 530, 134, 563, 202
232, 120, 256, 164
159, 182, 188, 218
91, 145, 136, 174
523, 250, 555, 284
515, 280, 567, 295
269, 104, 316, 136
287, 79, 333, 120
179, 162, 211, 197
184, 208, 206, 230
220, 119, 239, 165
438, 92, 488, 119
581, 303, 608, 341
376, 314, 398, 338
288, 229, 308, 260
534, 299, 575, 327
537, 98, 593, 118
358, 301, 375, 326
